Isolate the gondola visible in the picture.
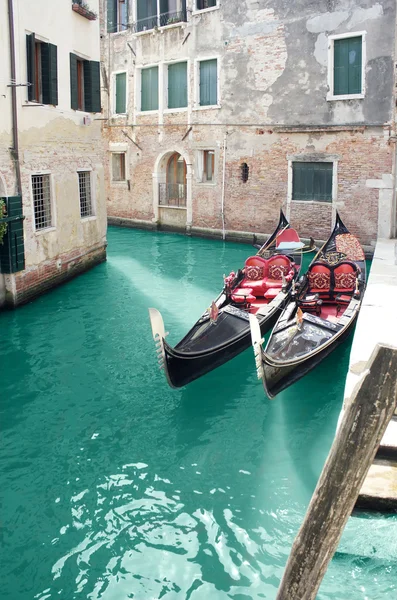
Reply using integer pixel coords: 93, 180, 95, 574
149, 210, 308, 388
249, 213, 366, 398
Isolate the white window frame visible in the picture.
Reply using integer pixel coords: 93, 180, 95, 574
77, 168, 96, 220
327, 31, 366, 101
196, 148, 217, 185
194, 56, 221, 110
133, 0, 185, 35
135, 63, 161, 114
286, 155, 338, 218
112, 70, 128, 116
109, 143, 129, 185
164, 59, 189, 113
30, 171, 56, 233
193, 0, 219, 15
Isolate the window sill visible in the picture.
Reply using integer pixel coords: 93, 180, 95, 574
34, 226, 56, 235
193, 104, 221, 111
81, 215, 97, 221
111, 180, 128, 186
164, 107, 188, 114
327, 93, 364, 101
158, 205, 187, 210
133, 21, 186, 37
192, 6, 220, 16
136, 110, 159, 115
291, 200, 332, 205
111, 113, 128, 118
197, 181, 216, 186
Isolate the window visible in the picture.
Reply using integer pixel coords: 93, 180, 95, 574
196, 0, 217, 10
135, 0, 187, 32
114, 72, 127, 114
199, 59, 217, 106
78, 172, 93, 217
26, 34, 58, 105
329, 33, 364, 98
107, 0, 128, 33
197, 150, 215, 183
292, 162, 333, 202
32, 174, 52, 230
141, 66, 159, 111
241, 162, 249, 183
112, 153, 126, 181
70, 54, 101, 112
167, 62, 187, 109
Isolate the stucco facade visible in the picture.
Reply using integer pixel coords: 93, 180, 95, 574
0, 0, 107, 307
101, 0, 397, 249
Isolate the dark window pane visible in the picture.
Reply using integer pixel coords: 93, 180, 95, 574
292, 162, 333, 202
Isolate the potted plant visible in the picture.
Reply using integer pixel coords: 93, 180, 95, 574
72, 2, 97, 21
0, 199, 7, 245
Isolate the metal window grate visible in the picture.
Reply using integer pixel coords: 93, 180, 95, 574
32, 174, 52, 229
78, 171, 93, 217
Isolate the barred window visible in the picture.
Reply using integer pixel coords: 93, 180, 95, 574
32, 174, 52, 230
112, 153, 126, 181
78, 171, 93, 217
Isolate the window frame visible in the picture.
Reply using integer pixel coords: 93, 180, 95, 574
327, 31, 366, 101
110, 150, 128, 184
287, 157, 338, 207
164, 60, 188, 112
193, 0, 219, 15
194, 56, 220, 110
77, 169, 95, 219
26, 32, 58, 106
113, 70, 128, 115
107, 0, 129, 34
196, 148, 217, 185
30, 171, 56, 233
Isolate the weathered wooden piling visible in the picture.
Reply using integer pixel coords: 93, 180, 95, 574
276, 344, 397, 600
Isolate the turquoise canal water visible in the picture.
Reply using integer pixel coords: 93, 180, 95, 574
1, 227, 397, 600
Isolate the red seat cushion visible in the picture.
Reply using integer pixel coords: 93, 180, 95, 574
231, 288, 255, 304
308, 264, 331, 294
264, 288, 280, 299
334, 263, 357, 293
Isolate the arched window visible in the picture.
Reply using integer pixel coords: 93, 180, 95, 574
241, 162, 249, 183
167, 153, 186, 185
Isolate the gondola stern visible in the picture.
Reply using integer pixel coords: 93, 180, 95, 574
249, 314, 265, 383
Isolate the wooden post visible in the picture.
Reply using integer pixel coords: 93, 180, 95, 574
276, 344, 397, 600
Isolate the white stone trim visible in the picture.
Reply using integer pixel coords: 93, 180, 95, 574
327, 31, 366, 101
29, 170, 57, 233
287, 157, 338, 220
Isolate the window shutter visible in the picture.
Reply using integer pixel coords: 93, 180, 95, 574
26, 33, 36, 101
200, 59, 217, 106
84, 61, 101, 113
292, 163, 332, 202
41, 43, 58, 106
348, 37, 362, 95
168, 62, 187, 109
107, 0, 117, 32
0, 196, 25, 274
70, 53, 78, 109
334, 36, 362, 96
141, 67, 158, 111
115, 72, 127, 113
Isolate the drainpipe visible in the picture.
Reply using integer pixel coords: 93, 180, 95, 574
8, 0, 22, 195
221, 133, 227, 240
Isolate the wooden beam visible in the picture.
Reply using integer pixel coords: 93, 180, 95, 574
276, 344, 397, 600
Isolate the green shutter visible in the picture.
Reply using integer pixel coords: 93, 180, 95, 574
70, 53, 78, 110
200, 59, 217, 106
334, 36, 362, 96
0, 196, 25, 274
141, 67, 158, 111
41, 43, 58, 106
107, 0, 117, 32
84, 61, 101, 113
292, 163, 332, 202
26, 33, 36, 101
168, 62, 187, 109
115, 72, 127, 113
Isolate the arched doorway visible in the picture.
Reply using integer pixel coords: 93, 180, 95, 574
163, 152, 187, 207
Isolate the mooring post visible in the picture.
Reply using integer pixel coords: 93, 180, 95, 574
276, 344, 397, 600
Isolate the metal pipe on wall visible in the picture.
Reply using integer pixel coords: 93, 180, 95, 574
221, 133, 227, 240
8, 0, 22, 196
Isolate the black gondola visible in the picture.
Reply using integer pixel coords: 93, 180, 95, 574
149, 210, 309, 388
249, 213, 367, 398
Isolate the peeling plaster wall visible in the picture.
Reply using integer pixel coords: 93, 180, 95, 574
101, 0, 396, 246
0, 0, 107, 305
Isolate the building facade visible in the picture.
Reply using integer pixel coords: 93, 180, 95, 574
0, 0, 107, 308
101, 0, 397, 250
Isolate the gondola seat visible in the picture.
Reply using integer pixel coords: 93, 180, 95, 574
231, 288, 256, 306
240, 254, 294, 297
307, 263, 332, 297
333, 262, 358, 294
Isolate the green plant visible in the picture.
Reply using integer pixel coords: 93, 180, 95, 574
0, 199, 7, 245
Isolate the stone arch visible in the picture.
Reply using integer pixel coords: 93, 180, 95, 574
153, 148, 193, 231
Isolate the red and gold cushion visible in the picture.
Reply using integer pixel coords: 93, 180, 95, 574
308, 271, 330, 290
334, 272, 356, 290
268, 264, 290, 280
245, 265, 263, 280
336, 233, 365, 261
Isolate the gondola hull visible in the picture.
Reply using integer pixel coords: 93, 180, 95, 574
262, 313, 357, 398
